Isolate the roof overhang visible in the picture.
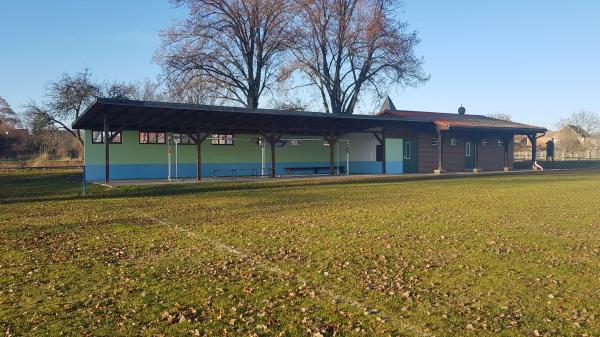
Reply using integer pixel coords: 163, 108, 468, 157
439, 125, 547, 134
72, 98, 547, 136
72, 98, 428, 135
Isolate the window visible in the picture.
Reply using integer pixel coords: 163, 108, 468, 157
466, 142, 471, 157
92, 131, 122, 144
173, 133, 196, 145
211, 134, 234, 145
376, 144, 383, 161
404, 141, 411, 160
139, 132, 166, 144
450, 138, 458, 146
481, 139, 489, 146
290, 139, 301, 146
497, 139, 504, 146
431, 138, 439, 146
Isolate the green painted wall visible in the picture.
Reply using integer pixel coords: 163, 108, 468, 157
384, 138, 404, 161
85, 131, 332, 165
384, 138, 404, 174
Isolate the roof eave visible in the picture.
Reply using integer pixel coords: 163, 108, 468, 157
447, 126, 547, 134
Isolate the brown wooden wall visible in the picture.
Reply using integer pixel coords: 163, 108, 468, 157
414, 131, 515, 173
477, 135, 514, 171
418, 132, 438, 173
442, 135, 469, 172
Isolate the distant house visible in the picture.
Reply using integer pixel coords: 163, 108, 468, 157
515, 124, 600, 160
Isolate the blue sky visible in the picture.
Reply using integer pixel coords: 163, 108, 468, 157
1, 0, 599, 128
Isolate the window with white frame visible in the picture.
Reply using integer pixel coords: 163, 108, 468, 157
404, 141, 411, 159
497, 139, 504, 146
173, 133, 196, 145
431, 138, 439, 146
466, 142, 471, 157
481, 139, 489, 146
211, 134, 234, 145
139, 132, 166, 144
92, 131, 122, 144
450, 138, 458, 146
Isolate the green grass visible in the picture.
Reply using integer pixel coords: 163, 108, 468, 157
1, 169, 599, 336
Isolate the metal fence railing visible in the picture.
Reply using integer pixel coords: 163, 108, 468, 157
514, 150, 600, 161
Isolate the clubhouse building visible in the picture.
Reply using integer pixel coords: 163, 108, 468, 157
72, 98, 546, 183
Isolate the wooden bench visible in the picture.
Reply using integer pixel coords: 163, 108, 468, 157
284, 166, 345, 175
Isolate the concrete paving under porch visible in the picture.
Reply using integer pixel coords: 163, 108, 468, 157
88, 168, 581, 187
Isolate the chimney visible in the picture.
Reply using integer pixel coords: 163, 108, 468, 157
458, 105, 466, 115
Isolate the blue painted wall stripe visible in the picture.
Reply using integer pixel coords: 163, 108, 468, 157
85, 161, 386, 181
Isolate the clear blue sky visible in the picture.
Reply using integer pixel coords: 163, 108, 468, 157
1, 0, 599, 128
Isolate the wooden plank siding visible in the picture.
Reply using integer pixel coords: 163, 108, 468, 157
478, 135, 515, 171
418, 132, 438, 173
442, 135, 468, 172
416, 132, 515, 173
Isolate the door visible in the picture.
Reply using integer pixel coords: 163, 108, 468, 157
465, 141, 474, 170
403, 140, 419, 173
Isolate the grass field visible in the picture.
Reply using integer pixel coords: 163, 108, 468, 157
1, 170, 599, 336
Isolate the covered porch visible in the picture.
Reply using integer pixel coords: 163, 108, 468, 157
73, 98, 426, 184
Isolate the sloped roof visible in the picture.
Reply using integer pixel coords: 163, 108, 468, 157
379, 109, 546, 133
72, 98, 546, 135
564, 124, 591, 138
72, 98, 426, 135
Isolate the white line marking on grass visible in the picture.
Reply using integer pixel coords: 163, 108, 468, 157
145, 214, 434, 337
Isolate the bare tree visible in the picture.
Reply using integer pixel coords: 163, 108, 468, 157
101, 81, 138, 100
156, 0, 293, 109
135, 78, 167, 102
164, 72, 221, 104
282, 0, 427, 115
25, 69, 138, 145
487, 112, 512, 121
0, 96, 20, 126
558, 110, 600, 136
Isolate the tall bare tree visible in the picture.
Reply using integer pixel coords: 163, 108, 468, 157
157, 0, 293, 109
0, 96, 20, 126
164, 72, 221, 105
283, 0, 427, 114
558, 110, 600, 136
25, 69, 138, 145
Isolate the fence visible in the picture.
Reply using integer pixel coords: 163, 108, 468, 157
514, 149, 600, 161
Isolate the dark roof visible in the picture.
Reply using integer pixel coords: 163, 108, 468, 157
379, 109, 546, 134
72, 98, 428, 135
72, 98, 546, 135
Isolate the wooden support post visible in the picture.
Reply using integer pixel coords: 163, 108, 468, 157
103, 114, 110, 184
196, 135, 202, 181
473, 139, 479, 173
503, 135, 510, 172
327, 128, 337, 176
381, 128, 386, 174
435, 130, 443, 174
269, 126, 279, 178
189, 132, 209, 181
260, 128, 282, 178
270, 140, 276, 178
